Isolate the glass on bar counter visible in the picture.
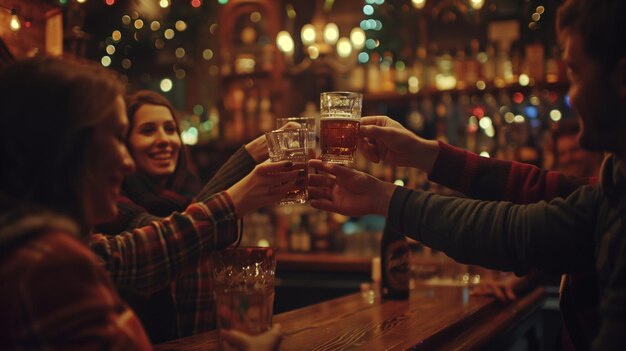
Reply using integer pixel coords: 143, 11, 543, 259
212, 247, 276, 351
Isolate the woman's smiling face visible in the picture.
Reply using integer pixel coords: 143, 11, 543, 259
128, 104, 181, 182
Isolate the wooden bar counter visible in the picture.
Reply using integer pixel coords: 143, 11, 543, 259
154, 285, 545, 350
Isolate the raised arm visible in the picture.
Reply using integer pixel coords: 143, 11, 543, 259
196, 145, 259, 201
91, 160, 304, 293
359, 116, 596, 204
309, 159, 598, 274
430, 141, 596, 203
90, 192, 239, 293
388, 185, 599, 274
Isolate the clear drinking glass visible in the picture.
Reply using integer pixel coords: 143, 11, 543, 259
320, 91, 362, 165
212, 247, 276, 351
276, 116, 318, 159
264, 128, 308, 204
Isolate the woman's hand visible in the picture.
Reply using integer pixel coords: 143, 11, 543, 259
227, 160, 305, 216
308, 159, 396, 217
220, 324, 283, 351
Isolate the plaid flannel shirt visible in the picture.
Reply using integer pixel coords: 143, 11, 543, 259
1, 192, 237, 349
90, 192, 238, 294
1, 230, 151, 350
95, 147, 255, 339
90, 192, 239, 340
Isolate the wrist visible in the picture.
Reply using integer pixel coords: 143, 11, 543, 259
245, 138, 268, 163
225, 186, 246, 217
373, 182, 396, 216
415, 139, 439, 174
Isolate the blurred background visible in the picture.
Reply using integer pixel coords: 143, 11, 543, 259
1, 2, 571, 338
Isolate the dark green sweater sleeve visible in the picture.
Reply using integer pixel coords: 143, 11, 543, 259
387, 185, 599, 275
196, 146, 257, 202
593, 234, 626, 351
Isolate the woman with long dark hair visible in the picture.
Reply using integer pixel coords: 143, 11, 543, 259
0, 57, 292, 349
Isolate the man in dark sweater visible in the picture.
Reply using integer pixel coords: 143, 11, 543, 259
308, 1, 626, 350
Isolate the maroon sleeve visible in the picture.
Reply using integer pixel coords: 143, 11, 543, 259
429, 141, 595, 204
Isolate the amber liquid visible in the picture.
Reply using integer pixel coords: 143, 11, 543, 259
320, 117, 360, 165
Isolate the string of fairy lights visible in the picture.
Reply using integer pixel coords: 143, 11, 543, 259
47, 0, 556, 147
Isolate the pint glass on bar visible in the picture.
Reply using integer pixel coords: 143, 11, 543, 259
320, 91, 362, 165
212, 247, 276, 351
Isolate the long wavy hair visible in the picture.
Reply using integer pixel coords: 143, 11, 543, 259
557, 0, 626, 71
0, 57, 124, 233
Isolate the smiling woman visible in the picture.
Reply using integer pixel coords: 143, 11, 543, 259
0, 57, 293, 350
126, 91, 185, 188
95, 89, 279, 342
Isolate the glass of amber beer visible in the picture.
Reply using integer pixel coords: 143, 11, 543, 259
320, 91, 362, 165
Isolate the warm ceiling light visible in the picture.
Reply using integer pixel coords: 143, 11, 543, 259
470, 0, 485, 10
336, 37, 352, 58
323, 23, 339, 45
412, 0, 426, 9
276, 31, 294, 54
9, 9, 20, 31
300, 24, 316, 46
350, 27, 365, 50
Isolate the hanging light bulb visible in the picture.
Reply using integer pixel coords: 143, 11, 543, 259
336, 37, 352, 58
412, 0, 426, 9
10, 9, 21, 31
470, 0, 485, 10
323, 23, 339, 45
300, 24, 316, 46
276, 31, 294, 54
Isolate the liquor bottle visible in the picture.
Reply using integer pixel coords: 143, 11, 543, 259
525, 43, 545, 82
380, 51, 395, 93
509, 41, 524, 84
371, 256, 382, 297
258, 89, 274, 133
366, 53, 381, 94
207, 106, 220, 140
410, 46, 427, 94
394, 47, 411, 94
465, 39, 480, 87
495, 42, 512, 87
454, 49, 467, 90
380, 226, 409, 300
425, 43, 439, 90
245, 88, 259, 140
348, 63, 366, 92
481, 43, 496, 83
545, 45, 562, 83
220, 50, 232, 76
435, 50, 455, 91
299, 214, 311, 253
